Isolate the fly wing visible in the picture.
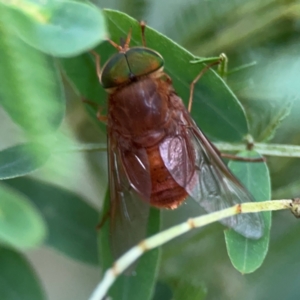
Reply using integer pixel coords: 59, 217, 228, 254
160, 110, 264, 239
108, 134, 151, 259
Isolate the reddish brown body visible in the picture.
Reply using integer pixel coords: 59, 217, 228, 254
97, 27, 263, 259
107, 75, 189, 209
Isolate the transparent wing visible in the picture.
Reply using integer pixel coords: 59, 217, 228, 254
108, 134, 150, 259
160, 110, 264, 239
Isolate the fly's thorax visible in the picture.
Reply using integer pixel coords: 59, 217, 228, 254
108, 77, 173, 142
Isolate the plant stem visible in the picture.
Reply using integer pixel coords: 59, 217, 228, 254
89, 198, 300, 300
215, 142, 300, 157
58, 142, 300, 158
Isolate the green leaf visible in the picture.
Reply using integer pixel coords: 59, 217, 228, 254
0, 8, 65, 136
225, 151, 271, 273
246, 220, 300, 299
0, 143, 51, 180
1, 0, 107, 57
61, 9, 249, 142
59, 52, 107, 132
238, 55, 299, 142
0, 247, 46, 300
243, 93, 293, 142
152, 281, 173, 300
99, 190, 161, 300
0, 184, 47, 249
170, 278, 207, 300
4, 177, 99, 265
120, 0, 149, 20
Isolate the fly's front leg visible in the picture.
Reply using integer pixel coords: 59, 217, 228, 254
139, 21, 147, 47
97, 107, 108, 123
90, 50, 102, 82
82, 98, 107, 124
88, 51, 108, 123
160, 73, 172, 84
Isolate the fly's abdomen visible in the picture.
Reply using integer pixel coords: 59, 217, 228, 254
146, 145, 188, 209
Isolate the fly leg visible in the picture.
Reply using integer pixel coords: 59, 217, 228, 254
96, 209, 111, 230
88, 51, 107, 123
189, 55, 264, 163
90, 50, 102, 82
189, 53, 257, 112
139, 21, 147, 47
188, 53, 227, 112
82, 97, 107, 123
105, 28, 132, 51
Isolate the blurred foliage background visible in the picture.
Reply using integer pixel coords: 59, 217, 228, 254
1, 0, 300, 299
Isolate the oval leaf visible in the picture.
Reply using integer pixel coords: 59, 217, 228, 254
0, 143, 51, 180
241, 55, 299, 142
0, 247, 46, 300
61, 9, 249, 142
4, 177, 99, 265
243, 90, 293, 142
0, 8, 65, 136
3, 1, 107, 57
98, 190, 161, 300
225, 151, 271, 273
0, 184, 47, 249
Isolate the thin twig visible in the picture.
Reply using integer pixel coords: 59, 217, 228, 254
89, 198, 300, 300
54, 142, 300, 158
215, 142, 300, 158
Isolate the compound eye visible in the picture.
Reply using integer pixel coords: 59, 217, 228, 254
100, 47, 164, 89
126, 47, 164, 78
100, 53, 131, 89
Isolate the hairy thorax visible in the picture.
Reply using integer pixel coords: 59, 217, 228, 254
108, 77, 174, 147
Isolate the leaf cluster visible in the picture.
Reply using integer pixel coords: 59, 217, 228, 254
0, 1, 299, 299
